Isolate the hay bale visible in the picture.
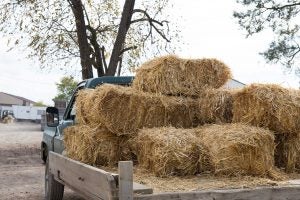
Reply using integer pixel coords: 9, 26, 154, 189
75, 89, 97, 125
2, 115, 14, 124
232, 84, 300, 172
275, 133, 300, 172
86, 84, 199, 135
133, 124, 277, 178
197, 89, 233, 124
196, 124, 276, 178
133, 127, 209, 177
63, 125, 128, 166
232, 84, 300, 135
75, 85, 233, 135
132, 55, 232, 96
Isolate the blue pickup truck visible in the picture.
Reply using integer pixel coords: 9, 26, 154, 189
42, 76, 134, 199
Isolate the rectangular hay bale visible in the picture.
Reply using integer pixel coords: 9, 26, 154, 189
232, 84, 300, 172
132, 55, 232, 96
63, 125, 131, 166
197, 89, 233, 124
195, 124, 277, 178
76, 84, 199, 135
75, 89, 94, 125
132, 127, 205, 177
133, 124, 278, 179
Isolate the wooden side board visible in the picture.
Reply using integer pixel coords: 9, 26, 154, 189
49, 152, 300, 200
49, 152, 153, 200
49, 152, 118, 200
134, 186, 300, 200
118, 161, 133, 200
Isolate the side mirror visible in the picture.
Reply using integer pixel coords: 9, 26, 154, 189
46, 107, 59, 127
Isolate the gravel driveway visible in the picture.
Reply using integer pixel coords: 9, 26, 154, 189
0, 121, 83, 200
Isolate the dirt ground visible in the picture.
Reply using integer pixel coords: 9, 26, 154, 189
0, 121, 83, 200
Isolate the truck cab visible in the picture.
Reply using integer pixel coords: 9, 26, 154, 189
1, 110, 14, 119
41, 76, 134, 163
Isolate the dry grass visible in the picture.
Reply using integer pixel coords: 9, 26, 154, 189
78, 84, 199, 135
196, 124, 278, 179
133, 169, 285, 192
102, 165, 295, 193
275, 133, 300, 173
232, 84, 300, 172
75, 84, 234, 135
63, 125, 131, 166
75, 89, 99, 126
132, 55, 232, 96
132, 127, 208, 177
133, 124, 279, 179
197, 89, 233, 124
232, 84, 300, 134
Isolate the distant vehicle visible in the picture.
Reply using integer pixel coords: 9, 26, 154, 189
1, 110, 14, 119
0, 106, 13, 119
12, 105, 46, 122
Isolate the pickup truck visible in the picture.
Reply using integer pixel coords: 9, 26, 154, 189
42, 76, 300, 200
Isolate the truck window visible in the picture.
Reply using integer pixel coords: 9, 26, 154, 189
63, 85, 85, 120
70, 106, 76, 117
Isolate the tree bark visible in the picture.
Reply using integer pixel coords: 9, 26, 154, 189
70, 0, 93, 79
106, 0, 135, 76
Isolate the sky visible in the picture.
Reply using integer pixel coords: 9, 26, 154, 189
0, 0, 299, 105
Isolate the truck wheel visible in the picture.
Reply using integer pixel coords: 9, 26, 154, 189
45, 157, 64, 200
41, 144, 48, 164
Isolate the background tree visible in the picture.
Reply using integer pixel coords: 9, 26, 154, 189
234, 0, 300, 74
33, 101, 48, 107
53, 76, 78, 101
0, 0, 179, 79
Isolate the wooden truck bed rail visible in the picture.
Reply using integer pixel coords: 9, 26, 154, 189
49, 152, 300, 200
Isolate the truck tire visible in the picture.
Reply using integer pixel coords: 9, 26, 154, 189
41, 144, 48, 164
45, 157, 64, 200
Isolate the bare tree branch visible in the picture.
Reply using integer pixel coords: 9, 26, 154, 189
261, 2, 300, 11
120, 45, 137, 55
132, 9, 170, 42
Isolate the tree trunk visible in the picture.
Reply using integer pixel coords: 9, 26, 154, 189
106, 0, 135, 76
70, 0, 93, 79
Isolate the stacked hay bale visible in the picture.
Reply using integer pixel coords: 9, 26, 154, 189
232, 84, 300, 172
64, 54, 283, 180
65, 55, 235, 170
64, 125, 132, 166
132, 55, 232, 96
76, 85, 199, 135
75, 89, 95, 125
133, 124, 278, 179
196, 89, 233, 124
132, 55, 234, 125
195, 124, 276, 177
132, 127, 209, 177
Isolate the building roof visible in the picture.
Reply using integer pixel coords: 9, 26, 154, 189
231, 78, 246, 86
0, 92, 36, 104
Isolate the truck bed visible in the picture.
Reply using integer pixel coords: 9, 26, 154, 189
103, 167, 300, 193
49, 152, 300, 200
